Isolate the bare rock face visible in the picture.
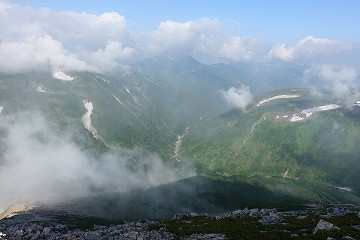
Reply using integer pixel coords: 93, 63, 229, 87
313, 219, 339, 234
0, 204, 34, 220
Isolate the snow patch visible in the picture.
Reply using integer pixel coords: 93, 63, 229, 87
53, 71, 74, 81
112, 94, 125, 107
95, 76, 110, 84
335, 186, 352, 192
36, 86, 46, 93
301, 104, 341, 114
256, 94, 300, 107
283, 169, 290, 178
353, 100, 360, 106
290, 114, 305, 122
286, 104, 342, 123
0, 106, 3, 114
173, 126, 190, 162
81, 99, 98, 139
124, 87, 139, 104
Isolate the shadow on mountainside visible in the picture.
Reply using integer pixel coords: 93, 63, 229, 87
54, 175, 304, 222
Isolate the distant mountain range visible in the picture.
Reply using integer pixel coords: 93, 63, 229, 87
1, 55, 359, 206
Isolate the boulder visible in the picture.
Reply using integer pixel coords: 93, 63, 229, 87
332, 207, 347, 217
342, 236, 356, 240
313, 219, 339, 234
260, 211, 283, 224
249, 208, 259, 217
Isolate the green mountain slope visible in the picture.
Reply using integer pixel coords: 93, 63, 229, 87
179, 89, 360, 201
1, 57, 359, 205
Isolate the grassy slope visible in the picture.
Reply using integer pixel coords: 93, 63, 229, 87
180, 89, 360, 203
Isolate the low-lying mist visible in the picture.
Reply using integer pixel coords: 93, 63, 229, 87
0, 112, 196, 217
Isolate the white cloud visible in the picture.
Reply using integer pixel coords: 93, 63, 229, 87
268, 36, 350, 61
147, 18, 263, 63
221, 85, 253, 111
0, 1, 357, 73
86, 40, 138, 71
304, 65, 360, 104
148, 18, 224, 57
267, 43, 295, 61
0, 35, 91, 73
219, 36, 259, 61
0, 2, 135, 73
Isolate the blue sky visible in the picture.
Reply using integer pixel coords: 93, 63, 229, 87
1, 0, 360, 73
11, 0, 360, 43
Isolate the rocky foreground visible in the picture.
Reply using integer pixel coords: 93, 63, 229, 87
0, 204, 359, 239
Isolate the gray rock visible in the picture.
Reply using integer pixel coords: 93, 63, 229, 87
242, 207, 249, 216
352, 225, 360, 230
249, 208, 259, 217
231, 209, 242, 218
42, 226, 51, 236
358, 212, 360, 218
14, 229, 23, 237
342, 236, 356, 240
332, 207, 347, 217
183, 233, 227, 239
259, 211, 283, 224
259, 208, 270, 216
313, 219, 340, 234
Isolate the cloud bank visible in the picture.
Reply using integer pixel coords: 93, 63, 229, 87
0, 1, 358, 74
0, 112, 195, 212
267, 36, 351, 62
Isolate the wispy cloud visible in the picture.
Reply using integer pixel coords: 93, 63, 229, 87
303, 65, 360, 104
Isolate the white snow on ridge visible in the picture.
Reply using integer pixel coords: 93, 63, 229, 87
124, 86, 139, 104
256, 94, 300, 107
334, 186, 352, 192
0, 106, 3, 114
82, 99, 98, 139
353, 101, 360, 106
173, 126, 190, 162
53, 71, 74, 81
301, 104, 341, 114
290, 114, 305, 122
112, 93, 125, 107
287, 104, 342, 123
36, 86, 46, 93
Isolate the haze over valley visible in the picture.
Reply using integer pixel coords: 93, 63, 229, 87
1, 1, 360, 239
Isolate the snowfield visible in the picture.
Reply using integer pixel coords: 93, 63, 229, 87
301, 104, 341, 115
172, 126, 190, 162
290, 114, 305, 122
256, 94, 300, 107
36, 86, 46, 93
53, 71, 74, 81
288, 104, 342, 123
334, 186, 352, 192
82, 100, 98, 139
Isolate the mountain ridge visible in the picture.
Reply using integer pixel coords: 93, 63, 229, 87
0, 56, 359, 207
